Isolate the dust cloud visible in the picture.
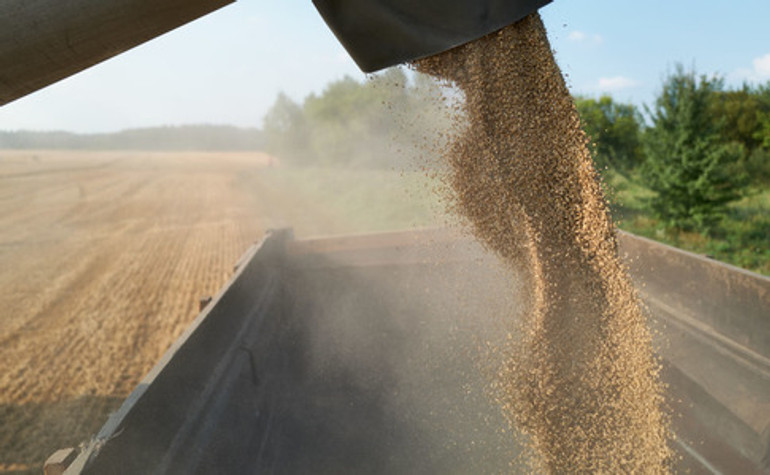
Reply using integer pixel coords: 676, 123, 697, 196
256, 239, 532, 473
412, 13, 672, 472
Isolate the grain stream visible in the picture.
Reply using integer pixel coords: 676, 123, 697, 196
412, 13, 672, 472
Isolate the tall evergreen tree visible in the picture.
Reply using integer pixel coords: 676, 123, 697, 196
643, 65, 746, 233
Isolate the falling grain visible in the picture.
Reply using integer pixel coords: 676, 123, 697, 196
412, 13, 672, 472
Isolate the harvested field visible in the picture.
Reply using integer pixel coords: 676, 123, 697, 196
0, 150, 431, 473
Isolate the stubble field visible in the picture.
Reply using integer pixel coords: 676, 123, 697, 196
0, 150, 442, 473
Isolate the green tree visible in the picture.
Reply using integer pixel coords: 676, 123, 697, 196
575, 95, 645, 175
710, 85, 764, 150
643, 65, 746, 233
260, 68, 455, 168
301, 68, 432, 168
263, 92, 311, 163
745, 82, 770, 184
707, 84, 769, 185
304, 75, 375, 166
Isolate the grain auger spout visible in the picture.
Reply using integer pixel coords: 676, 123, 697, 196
312, 0, 552, 73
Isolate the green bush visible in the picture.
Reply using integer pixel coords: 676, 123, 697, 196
642, 65, 747, 234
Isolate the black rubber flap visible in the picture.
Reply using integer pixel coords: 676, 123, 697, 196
313, 0, 552, 73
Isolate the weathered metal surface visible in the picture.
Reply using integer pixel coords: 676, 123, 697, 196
65, 228, 770, 473
618, 231, 770, 363
313, 0, 551, 72
618, 231, 770, 473
0, 0, 233, 106
68, 229, 523, 473
65, 230, 289, 474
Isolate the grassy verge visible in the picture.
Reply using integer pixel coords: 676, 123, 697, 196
606, 172, 770, 276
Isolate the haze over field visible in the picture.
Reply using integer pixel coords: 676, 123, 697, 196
0, 149, 442, 472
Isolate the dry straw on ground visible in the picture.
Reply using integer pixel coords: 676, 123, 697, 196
412, 13, 672, 472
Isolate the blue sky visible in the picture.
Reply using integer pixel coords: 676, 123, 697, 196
1, 0, 769, 133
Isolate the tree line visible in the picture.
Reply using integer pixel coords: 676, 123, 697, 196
262, 67, 448, 169
0, 124, 264, 151
264, 64, 770, 235
576, 65, 770, 233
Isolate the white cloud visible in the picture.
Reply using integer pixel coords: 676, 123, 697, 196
753, 54, 770, 78
568, 30, 603, 45
730, 53, 770, 82
597, 76, 639, 92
